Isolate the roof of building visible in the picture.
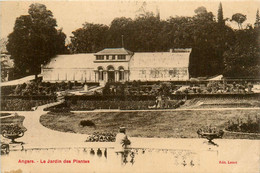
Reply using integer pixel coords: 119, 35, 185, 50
94, 48, 133, 55
43, 49, 191, 69
208, 75, 223, 81
130, 50, 191, 68
44, 54, 95, 69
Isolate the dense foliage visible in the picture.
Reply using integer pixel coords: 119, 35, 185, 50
5, 3, 260, 79
2, 80, 76, 96
70, 5, 259, 78
7, 3, 67, 78
223, 27, 260, 78
226, 116, 260, 133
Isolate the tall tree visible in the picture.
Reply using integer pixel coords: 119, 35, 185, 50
7, 3, 67, 78
231, 13, 247, 29
70, 23, 109, 53
255, 9, 260, 28
106, 17, 133, 48
217, 2, 225, 26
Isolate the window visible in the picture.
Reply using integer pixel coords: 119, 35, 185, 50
169, 69, 177, 77
118, 55, 126, 60
112, 55, 115, 60
139, 70, 146, 78
96, 55, 104, 60
119, 70, 124, 80
150, 70, 160, 78
106, 55, 109, 60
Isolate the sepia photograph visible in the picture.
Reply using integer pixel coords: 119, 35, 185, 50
0, 0, 259, 172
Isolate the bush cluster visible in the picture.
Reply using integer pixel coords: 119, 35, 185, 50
86, 132, 116, 142
79, 120, 96, 127
1, 80, 82, 96
226, 116, 260, 133
101, 81, 255, 97
102, 81, 179, 97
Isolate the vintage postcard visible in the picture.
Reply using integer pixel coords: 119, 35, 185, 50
1, 0, 259, 173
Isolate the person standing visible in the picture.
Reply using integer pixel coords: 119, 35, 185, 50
115, 127, 131, 152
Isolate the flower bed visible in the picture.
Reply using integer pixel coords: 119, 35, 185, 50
225, 116, 260, 134
85, 132, 116, 142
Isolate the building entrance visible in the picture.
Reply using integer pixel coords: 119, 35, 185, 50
107, 66, 115, 82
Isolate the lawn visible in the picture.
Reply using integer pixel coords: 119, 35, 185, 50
40, 109, 260, 139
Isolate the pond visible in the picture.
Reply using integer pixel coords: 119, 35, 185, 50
1, 138, 259, 173
1, 147, 217, 173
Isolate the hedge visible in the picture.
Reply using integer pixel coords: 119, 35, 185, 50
63, 93, 260, 101
1, 98, 56, 111
45, 100, 184, 111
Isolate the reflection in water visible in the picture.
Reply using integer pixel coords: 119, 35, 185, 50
208, 140, 219, 147
130, 151, 135, 165
116, 150, 136, 165
183, 160, 187, 166
97, 148, 102, 157
104, 148, 107, 158
1, 147, 208, 172
190, 160, 194, 167
90, 148, 95, 155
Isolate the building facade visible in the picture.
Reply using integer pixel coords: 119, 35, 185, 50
41, 48, 191, 83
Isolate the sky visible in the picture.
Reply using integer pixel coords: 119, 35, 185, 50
1, 0, 259, 41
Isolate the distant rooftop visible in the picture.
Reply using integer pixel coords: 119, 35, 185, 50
94, 48, 133, 55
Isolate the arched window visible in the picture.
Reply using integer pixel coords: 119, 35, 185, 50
98, 67, 104, 81
119, 67, 124, 81
107, 65, 115, 71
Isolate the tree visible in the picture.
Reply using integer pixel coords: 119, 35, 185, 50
231, 13, 247, 29
70, 23, 109, 53
223, 28, 260, 78
194, 6, 208, 15
217, 2, 225, 26
106, 17, 133, 48
254, 9, 260, 28
187, 6, 237, 77
130, 14, 162, 52
7, 3, 67, 78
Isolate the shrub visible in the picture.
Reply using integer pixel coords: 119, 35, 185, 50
226, 116, 260, 133
80, 120, 96, 127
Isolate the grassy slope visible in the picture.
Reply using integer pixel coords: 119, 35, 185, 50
40, 110, 260, 139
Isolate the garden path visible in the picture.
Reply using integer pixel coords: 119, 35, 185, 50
8, 101, 89, 149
